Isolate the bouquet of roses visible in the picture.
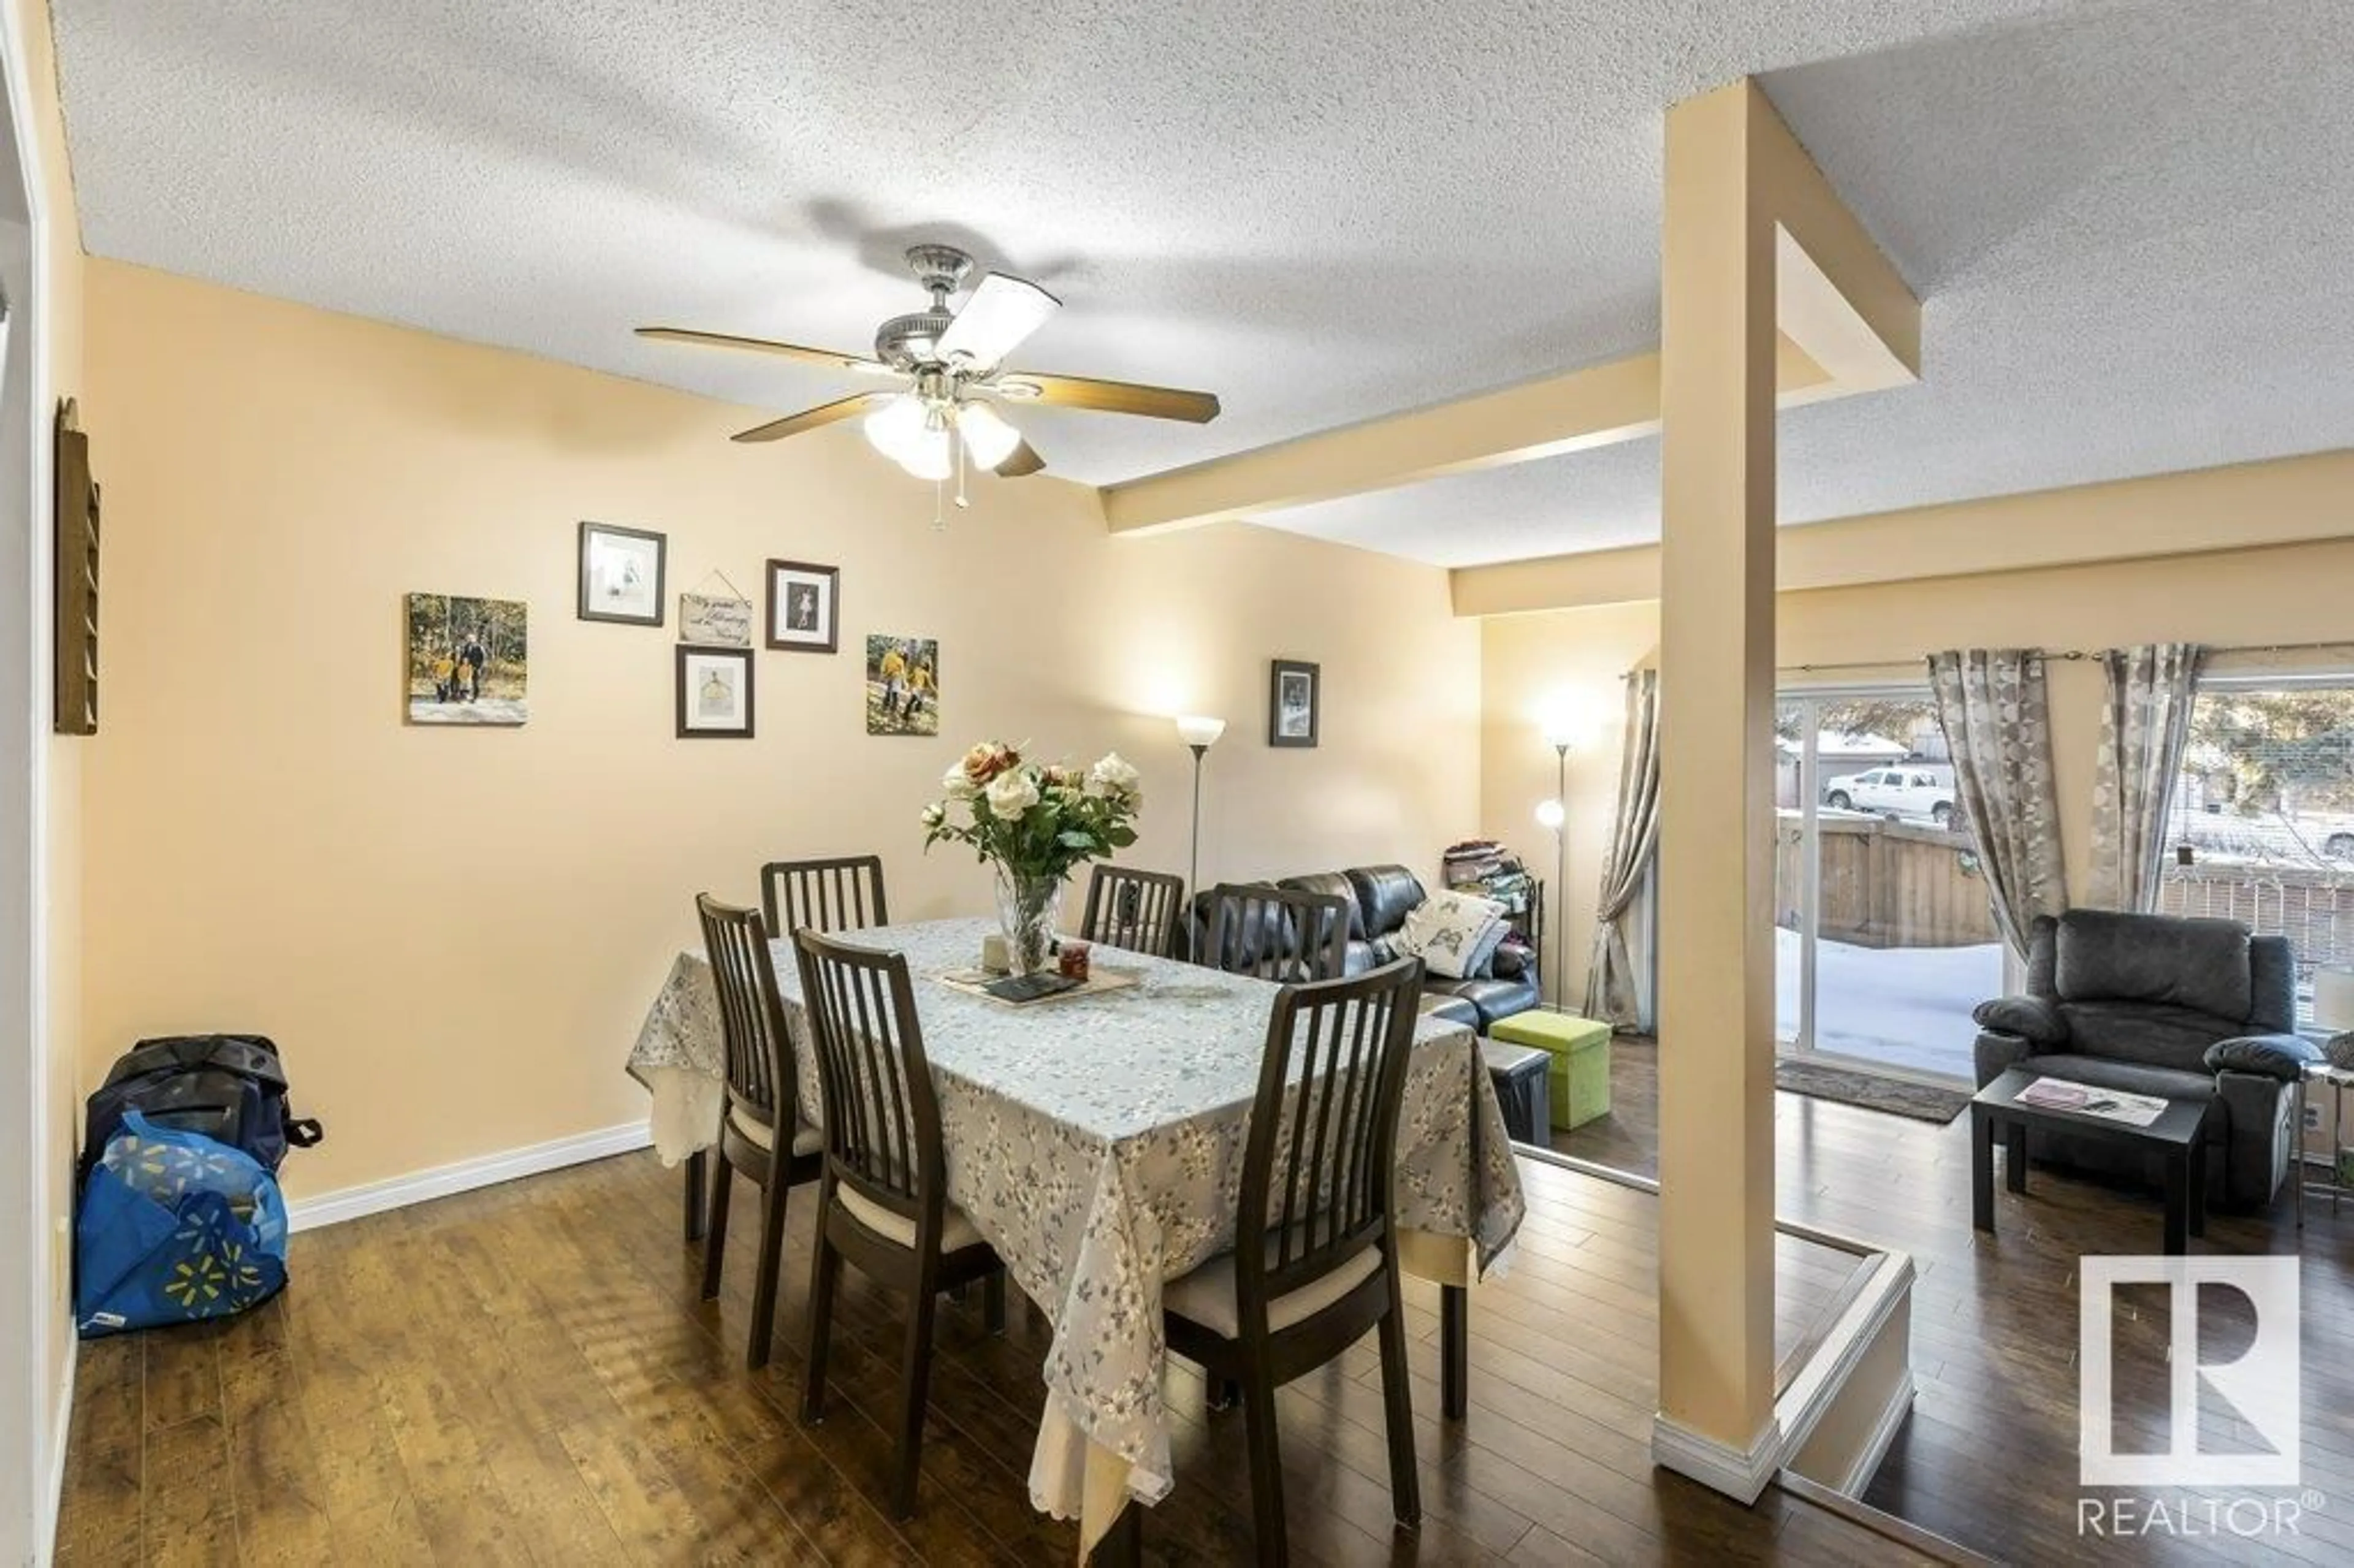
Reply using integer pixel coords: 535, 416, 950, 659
922, 740, 1143, 880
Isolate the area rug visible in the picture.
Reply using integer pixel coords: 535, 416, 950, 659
1775, 1058, 1972, 1124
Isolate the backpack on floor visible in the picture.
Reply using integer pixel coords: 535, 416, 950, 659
78, 1033, 322, 1188
75, 1111, 289, 1338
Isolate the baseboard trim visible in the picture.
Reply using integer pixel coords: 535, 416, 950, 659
287, 1121, 652, 1233
1653, 1412, 1784, 1504
40, 1335, 76, 1563
1837, 1366, 1917, 1496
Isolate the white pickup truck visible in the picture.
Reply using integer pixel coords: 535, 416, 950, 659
1823, 764, 1957, 827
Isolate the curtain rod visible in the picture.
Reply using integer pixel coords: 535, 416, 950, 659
1622, 639, 2354, 679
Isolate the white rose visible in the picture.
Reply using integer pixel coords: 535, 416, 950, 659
1088, 751, 1143, 803
984, 768, 1040, 822
920, 802, 946, 830
940, 762, 978, 800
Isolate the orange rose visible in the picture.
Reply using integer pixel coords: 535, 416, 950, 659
961, 741, 1023, 785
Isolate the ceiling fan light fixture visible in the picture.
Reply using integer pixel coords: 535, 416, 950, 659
862, 392, 927, 462
956, 401, 1023, 470
898, 421, 954, 481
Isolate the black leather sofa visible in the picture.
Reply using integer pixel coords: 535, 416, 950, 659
1186, 864, 1541, 1029
1973, 909, 2318, 1209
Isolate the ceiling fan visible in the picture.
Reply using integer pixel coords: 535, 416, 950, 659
637, 244, 1221, 506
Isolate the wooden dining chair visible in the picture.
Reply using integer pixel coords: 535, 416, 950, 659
1198, 882, 1351, 983
1080, 864, 1187, 959
1162, 956, 1426, 1561
694, 894, 824, 1370
761, 854, 889, 937
792, 927, 1007, 1520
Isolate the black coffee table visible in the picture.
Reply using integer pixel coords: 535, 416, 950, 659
1971, 1067, 2214, 1254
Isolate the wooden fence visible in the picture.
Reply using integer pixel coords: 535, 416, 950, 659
1774, 811, 2001, 950
1770, 809, 2354, 976
2158, 863, 2354, 980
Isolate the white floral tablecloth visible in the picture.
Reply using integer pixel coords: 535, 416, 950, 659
626, 916, 1525, 1551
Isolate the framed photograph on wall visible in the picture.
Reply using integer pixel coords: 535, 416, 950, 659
406, 593, 527, 726
1268, 658, 1320, 748
577, 521, 666, 626
766, 559, 839, 653
677, 645, 755, 738
865, 634, 939, 736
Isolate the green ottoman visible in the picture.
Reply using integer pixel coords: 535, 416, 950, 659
1490, 1011, 1612, 1130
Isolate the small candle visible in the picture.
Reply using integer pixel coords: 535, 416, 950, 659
1059, 941, 1091, 982
980, 932, 1010, 973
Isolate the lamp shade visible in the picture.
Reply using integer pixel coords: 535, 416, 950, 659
862, 394, 926, 461
956, 401, 1023, 470
1535, 799, 1565, 831
2315, 967, 2354, 1031
1175, 715, 1227, 748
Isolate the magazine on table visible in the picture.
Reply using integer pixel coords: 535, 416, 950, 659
2016, 1075, 2169, 1128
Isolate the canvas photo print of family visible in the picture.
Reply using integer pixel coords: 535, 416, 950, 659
866, 634, 939, 736
406, 593, 528, 726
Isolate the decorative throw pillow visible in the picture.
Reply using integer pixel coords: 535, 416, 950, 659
1396, 891, 1509, 980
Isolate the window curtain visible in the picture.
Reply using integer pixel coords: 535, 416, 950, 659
2090, 642, 2206, 912
1925, 650, 2069, 957
1584, 669, 1661, 1029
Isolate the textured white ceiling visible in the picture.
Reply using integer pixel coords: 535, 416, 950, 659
1266, 0, 2354, 563
51, 1, 2350, 566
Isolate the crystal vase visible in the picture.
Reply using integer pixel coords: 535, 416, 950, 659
993, 867, 1066, 977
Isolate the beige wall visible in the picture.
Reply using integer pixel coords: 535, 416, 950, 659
78, 259, 1480, 1201
1485, 529, 2354, 1012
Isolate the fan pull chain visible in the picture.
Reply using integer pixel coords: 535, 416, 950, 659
954, 422, 972, 511
932, 478, 945, 531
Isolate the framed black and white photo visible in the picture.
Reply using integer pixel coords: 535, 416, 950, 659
1268, 658, 1320, 748
577, 521, 666, 626
676, 645, 754, 738
766, 559, 839, 653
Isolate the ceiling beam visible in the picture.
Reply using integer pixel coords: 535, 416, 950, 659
1100, 137, 1923, 542
1100, 336, 1833, 538
1448, 450, 2354, 616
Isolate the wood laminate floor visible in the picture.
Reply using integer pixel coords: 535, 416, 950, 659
53, 1141, 1939, 1566
1557, 1040, 2354, 1567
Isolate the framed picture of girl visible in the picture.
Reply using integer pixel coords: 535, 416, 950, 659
577, 521, 666, 626
677, 645, 755, 738
766, 559, 840, 653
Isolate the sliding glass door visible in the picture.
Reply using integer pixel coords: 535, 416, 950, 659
1776, 689, 2001, 1081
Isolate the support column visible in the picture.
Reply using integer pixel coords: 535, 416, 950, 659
1652, 78, 1783, 1501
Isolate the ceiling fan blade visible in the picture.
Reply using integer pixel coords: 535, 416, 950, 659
730, 392, 896, 444
638, 325, 894, 377
995, 439, 1046, 478
935, 273, 1061, 370
992, 371, 1219, 424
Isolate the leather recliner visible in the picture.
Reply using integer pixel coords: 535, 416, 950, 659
1973, 909, 2318, 1209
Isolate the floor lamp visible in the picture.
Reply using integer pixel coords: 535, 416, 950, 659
1176, 715, 1226, 897
1536, 729, 1573, 1008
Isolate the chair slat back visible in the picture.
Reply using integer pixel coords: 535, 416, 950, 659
696, 894, 793, 1127
762, 855, 889, 937
1237, 956, 1424, 1309
1080, 865, 1186, 959
791, 928, 942, 1235
1202, 883, 1350, 983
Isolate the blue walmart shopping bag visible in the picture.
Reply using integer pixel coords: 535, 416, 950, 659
76, 1111, 288, 1338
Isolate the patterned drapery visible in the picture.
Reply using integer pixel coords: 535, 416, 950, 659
1585, 669, 1661, 1029
1926, 650, 2070, 957
2090, 643, 2206, 912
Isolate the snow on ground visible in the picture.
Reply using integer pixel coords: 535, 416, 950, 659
1774, 926, 1999, 1079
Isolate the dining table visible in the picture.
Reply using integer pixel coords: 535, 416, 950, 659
627, 916, 1526, 1557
